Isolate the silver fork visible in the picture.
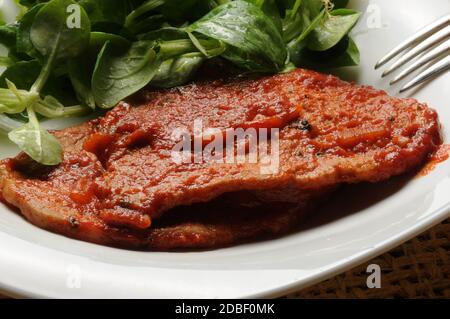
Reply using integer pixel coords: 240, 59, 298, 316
375, 14, 450, 93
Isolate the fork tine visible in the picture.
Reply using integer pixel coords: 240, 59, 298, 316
399, 54, 450, 92
391, 40, 450, 84
381, 26, 450, 77
375, 14, 450, 69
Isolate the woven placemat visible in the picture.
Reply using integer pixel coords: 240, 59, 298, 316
288, 218, 450, 299
0, 219, 449, 299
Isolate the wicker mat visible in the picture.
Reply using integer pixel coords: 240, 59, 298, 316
289, 218, 450, 299
0, 219, 449, 299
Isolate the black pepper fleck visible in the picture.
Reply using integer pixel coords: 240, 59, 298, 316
291, 119, 312, 131
119, 198, 132, 208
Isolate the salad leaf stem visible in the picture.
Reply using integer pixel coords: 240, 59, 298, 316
187, 32, 210, 57
125, 0, 165, 30
290, 0, 303, 18
159, 38, 224, 58
30, 51, 56, 93
26, 104, 39, 128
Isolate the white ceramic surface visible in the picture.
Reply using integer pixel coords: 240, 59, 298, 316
0, 0, 449, 298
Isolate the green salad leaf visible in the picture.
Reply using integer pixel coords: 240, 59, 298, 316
8, 120, 62, 165
0, 60, 41, 90
307, 9, 361, 51
79, 0, 130, 27
1, 0, 91, 165
1, 0, 361, 165
30, 0, 90, 61
69, 32, 130, 108
151, 54, 204, 88
0, 24, 18, 49
16, 3, 45, 59
92, 40, 159, 108
187, 1, 287, 72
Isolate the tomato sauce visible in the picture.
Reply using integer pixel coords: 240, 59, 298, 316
418, 144, 450, 176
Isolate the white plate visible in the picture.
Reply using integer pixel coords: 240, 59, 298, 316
0, 0, 449, 298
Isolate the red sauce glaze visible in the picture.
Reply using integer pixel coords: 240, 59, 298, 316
418, 144, 450, 176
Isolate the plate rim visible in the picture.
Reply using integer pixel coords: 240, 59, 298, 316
1, 0, 450, 299
0, 200, 449, 299
251, 203, 450, 298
